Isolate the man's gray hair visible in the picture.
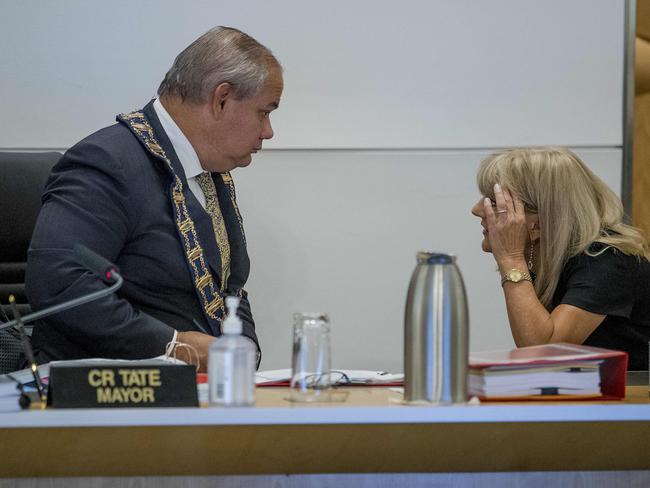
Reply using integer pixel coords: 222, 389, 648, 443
158, 26, 280, 103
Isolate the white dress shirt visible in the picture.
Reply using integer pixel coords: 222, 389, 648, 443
153, 98, 207, 209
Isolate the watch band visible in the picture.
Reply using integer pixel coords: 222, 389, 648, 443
501, 268, 533, 286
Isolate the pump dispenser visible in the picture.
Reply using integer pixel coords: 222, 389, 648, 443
223, 296, 243, 334
208, 296, 256, 406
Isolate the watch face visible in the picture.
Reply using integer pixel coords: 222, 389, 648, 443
509, 270, 523, 282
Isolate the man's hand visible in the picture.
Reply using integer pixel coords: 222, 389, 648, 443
175, 331, 216, 372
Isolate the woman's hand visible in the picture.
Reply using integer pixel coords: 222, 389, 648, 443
483, 183, 529, 272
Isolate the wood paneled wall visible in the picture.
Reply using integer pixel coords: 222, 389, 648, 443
634, 1, 650, 236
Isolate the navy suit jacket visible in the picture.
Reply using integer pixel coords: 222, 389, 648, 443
26, 101, 258, 363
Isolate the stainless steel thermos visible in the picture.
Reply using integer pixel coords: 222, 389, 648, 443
404, 252, 469, 404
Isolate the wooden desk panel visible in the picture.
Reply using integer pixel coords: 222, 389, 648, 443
1, 387, 649, 477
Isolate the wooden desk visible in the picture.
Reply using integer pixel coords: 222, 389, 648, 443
1, 386, 649, 477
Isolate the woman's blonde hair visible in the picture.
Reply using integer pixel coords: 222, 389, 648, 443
477, 146, 650, 307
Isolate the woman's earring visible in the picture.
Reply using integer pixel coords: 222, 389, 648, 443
527, 242, 534, 271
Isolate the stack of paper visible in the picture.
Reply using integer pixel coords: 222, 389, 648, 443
469, 361, 602, 398
0, 375, 21, 412
469, 343, 628, 400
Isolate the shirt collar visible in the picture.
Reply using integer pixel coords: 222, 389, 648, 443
153, 98, 204, 180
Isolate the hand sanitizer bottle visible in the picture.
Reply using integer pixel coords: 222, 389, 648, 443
208, 296, 256, 406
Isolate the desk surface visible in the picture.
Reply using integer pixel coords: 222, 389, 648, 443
1, 386, 650, 428
2, 386, 650, 477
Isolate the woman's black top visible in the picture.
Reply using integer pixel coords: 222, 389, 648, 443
552, 243, 650, 371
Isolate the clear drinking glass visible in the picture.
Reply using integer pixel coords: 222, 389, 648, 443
289, 313, 332, 402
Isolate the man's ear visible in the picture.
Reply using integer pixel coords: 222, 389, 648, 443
210, 82, 232, 116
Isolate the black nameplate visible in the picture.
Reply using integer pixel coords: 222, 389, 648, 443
47, 361, 198, 408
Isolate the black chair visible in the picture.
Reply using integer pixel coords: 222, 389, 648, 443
0, 151, 60, 373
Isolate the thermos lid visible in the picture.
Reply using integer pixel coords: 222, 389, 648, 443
416, 251, 456, 264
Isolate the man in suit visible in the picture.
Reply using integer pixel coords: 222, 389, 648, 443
26, 26, 283, 371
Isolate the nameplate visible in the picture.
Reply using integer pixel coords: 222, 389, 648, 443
47, 360, 198, 408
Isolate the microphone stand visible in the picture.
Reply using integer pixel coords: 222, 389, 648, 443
0, 245, 124, 408
0, 272, 123, 333
7, 295, 47, 406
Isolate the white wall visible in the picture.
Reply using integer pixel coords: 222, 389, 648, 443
237, 148, 621, 371
0, 1, 625, 371
1, 0, 622, 149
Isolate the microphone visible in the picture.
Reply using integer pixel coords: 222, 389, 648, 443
72, 244, 120, 284
0, 245, 123, 332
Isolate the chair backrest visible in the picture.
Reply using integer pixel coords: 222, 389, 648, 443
0, 330, 25, 374
0, 151, 60, 373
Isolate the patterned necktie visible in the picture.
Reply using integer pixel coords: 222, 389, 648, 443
195, 172, 230, 291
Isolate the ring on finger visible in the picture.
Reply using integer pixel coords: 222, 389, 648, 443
496, 209, 508, 214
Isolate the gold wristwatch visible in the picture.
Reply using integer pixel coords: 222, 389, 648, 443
501, 268, 533, 286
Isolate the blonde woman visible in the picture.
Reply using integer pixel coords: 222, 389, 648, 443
471, 147, 650, 370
